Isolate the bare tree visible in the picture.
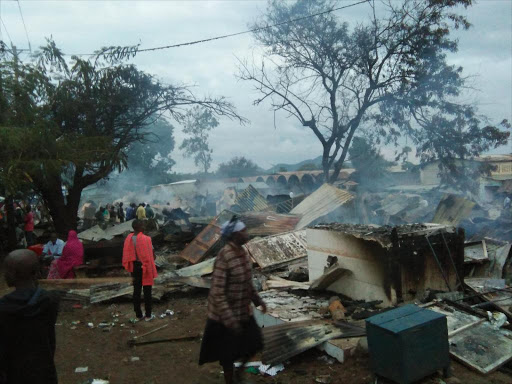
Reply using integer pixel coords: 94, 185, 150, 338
239, 0, 507, 184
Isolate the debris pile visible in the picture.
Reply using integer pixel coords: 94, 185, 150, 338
46, 177, 512, 379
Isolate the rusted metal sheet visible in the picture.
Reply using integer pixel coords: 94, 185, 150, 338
178, 211, 232, 264
179, 210, 300, 264
291, 184, 353, 229
232, 184, 269, 212
245, 230, 307, 270
432, 194, 475, 226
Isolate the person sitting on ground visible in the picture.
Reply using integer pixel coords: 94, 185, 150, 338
199, 216, 267, 384
118, 202, 125, 223
24, 206, 35, 246
42, 232, 65, 260
47, 230, 84, 280
0, 249, 60, 384
136, 203, 147, 220
122, 219, 157, 322
145, 204, 155, 219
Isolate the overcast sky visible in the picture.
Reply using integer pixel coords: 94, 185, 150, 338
1, 0, 511, 173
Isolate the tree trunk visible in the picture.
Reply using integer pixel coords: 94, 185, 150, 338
6, 195, 17, 251
41, 183, 80, 237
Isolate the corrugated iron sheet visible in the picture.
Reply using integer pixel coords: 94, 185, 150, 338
432, 194, 475, 225
179, 210, 300, 264
178, 211, 232, 264
262, 319, 365, 365
245, 230, 307, 270
232, 184, 269, 212
241, 212, 300, 237
291, 184, 353, 229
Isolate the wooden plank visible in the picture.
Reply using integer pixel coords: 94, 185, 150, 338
310, 265, 350, 290
39, 277, 131, 289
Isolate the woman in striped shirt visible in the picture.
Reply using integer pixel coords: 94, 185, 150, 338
199, 217, 267, 384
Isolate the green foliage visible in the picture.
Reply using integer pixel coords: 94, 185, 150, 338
0, 39, 242, 231
297, 163, 320, 171
180, 106, 219, 174
217, 157, 262, 178
349, 137, 395, 182
126, 118, 176, 185
278, 167, 288, 172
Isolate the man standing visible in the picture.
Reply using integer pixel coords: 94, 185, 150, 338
136, 203, 147, 220
145, 204, 155, 219
122, 220, 157, 321
125, 203, 136, 221
24, 206, 35, 246
118, 202, 125, 223
42, 233, 65, 260
0, 249, 59, 383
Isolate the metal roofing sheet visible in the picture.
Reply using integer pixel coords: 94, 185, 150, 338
245, 230, 307, 269
232, 184, 269, 212
290, 184, 354, 229
432, 194, 475, 226
179, 210, 301, 264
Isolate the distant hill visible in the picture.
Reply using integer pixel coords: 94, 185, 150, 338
266, 156, 323, 173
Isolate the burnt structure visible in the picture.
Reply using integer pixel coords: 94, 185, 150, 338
308, 223, 465, 305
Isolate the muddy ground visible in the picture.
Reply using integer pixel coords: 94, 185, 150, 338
1, 275, 511, 384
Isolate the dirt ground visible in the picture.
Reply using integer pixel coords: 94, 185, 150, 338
1, 278, 512, 384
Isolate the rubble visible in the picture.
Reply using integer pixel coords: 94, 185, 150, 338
42, 177, 512, 380
290, 184, 353, 229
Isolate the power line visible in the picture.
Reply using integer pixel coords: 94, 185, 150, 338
67, 0, 369, 56
0, 17, 12, 46
16, 0, 31, 52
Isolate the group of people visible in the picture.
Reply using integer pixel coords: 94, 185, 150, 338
82, 201, 156, 230
125, 202, 155, 220
1, 215, 264, 384
0, 202, 51, 249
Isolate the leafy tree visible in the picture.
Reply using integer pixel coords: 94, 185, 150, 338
298, 163, 320, 171
180, 106, 219, 174
126, 118, 176, 186
0, 40, 243, 234
217, 156, 262, 178
348, 137, 394, 182
239, 0, 509, 186
278, 167, 288, 172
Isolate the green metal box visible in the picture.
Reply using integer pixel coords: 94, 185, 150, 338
366, 304, 450, 384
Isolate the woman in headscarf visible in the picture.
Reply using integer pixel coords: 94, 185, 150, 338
199, 216, 267, 384
47, 230, 84, 279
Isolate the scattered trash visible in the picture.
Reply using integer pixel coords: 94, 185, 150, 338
70, 326, 77, 330
98, 322, 110, 328
245, 366, 260, 375
87, 323, 94, 328
71, 321, 81, 325
259, 363, 285, 376
315, 375, 332, 384
91, 380, 109, 384
131, 356, 140, 362
75, 367, 88, 373
317, 355, 336, 365
165, 309, 174, 316
488, 311, 508, 329
73, 303, 83, 309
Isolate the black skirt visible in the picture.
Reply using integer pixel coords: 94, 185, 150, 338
199, 317, 263, 367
